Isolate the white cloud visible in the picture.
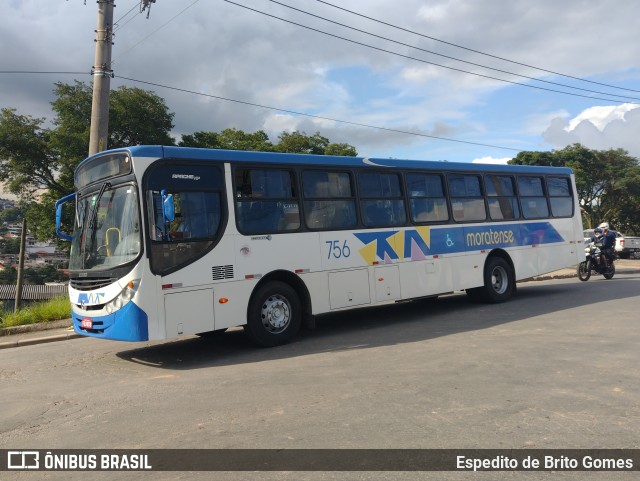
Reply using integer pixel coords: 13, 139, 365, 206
566, 104, 638, 131
543, 104, 640, 156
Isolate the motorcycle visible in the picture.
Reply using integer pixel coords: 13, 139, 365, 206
577, 242, 615, 281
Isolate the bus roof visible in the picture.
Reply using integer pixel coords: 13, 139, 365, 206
82, 145, 574, 176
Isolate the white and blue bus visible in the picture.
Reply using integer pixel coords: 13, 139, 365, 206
56, 146, 584, 346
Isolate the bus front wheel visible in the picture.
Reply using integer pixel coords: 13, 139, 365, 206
466, 257, 515, 303
245, 281, 302, 347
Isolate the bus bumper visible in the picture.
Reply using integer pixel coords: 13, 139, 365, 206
72, 301, 149, 341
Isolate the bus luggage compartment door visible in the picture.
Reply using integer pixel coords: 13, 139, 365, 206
374, 265, 401, 302
164, 288, 215, 337
328, 268, 371, 310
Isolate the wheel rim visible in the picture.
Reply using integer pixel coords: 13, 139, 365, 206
491, 266, 508, 294
261, 294, 291, 333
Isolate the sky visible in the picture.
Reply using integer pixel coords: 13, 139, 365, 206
1, 0, 639, 177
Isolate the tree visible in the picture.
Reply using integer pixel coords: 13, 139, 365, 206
324, 142, 357, 157
178, 131, 221, 149
180, 128, 358, 156
0, 266, 17, 284
276, 131, 329, 155
0, 237, 21, 255
510, 144, 640, 234
0, 108, 62, 198
180, 128, 274, 152
0, 207, 26, 223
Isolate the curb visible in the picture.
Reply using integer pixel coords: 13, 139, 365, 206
0, 331, 83, 350
0, 318, 73, 336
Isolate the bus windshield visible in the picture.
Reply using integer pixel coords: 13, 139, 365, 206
69, 183, 141, 271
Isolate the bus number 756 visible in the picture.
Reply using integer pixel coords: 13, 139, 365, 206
326, 240, 351, 259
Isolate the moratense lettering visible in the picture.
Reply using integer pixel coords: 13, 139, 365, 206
466, 229, 515, 247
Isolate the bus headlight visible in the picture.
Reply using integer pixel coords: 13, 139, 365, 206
104, 281, 137, 314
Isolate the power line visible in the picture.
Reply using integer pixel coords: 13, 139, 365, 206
113, 2, 140, 28
112, 0, 201, 65
223, 0, 639, 106
116, 74, 523, 152
267, 0, 640, 102
315, 0, 640, 95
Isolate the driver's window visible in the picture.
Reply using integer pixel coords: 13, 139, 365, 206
145, 162, 225, 275
150, 191, 221, 241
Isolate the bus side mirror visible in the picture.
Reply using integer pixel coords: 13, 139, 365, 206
55, 192, 76, 241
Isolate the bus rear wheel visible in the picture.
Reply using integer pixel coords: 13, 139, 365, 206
466, 257, 515, 303
245, 281, 301, 347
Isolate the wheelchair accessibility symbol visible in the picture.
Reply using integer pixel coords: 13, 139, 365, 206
446, 234, 455, 248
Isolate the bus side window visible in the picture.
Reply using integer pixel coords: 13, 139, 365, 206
547, 176, 573, 217
406, 173, 448, 223
518, 176, 549, 219
448, 174, 486, 222
486, 175, 519, 220
235, 168, 300, 234
302, 171, 356, 230
358, 172, 406, 227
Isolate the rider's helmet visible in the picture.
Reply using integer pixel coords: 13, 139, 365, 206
594, 227, 603, 234
598, 222, 609, 230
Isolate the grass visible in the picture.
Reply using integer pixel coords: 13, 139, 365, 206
0, 296, 72, 328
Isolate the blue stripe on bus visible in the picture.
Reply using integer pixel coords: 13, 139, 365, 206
72, 301, 149, 341
354, 222, 564, 263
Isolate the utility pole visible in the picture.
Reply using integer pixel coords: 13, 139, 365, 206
14, 218, 27, 313
88, 0, 115, 156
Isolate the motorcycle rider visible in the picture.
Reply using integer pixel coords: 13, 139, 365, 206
598, 222, 616, 269
591, 227, 604, 265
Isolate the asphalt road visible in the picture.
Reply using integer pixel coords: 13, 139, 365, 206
1, 273, 640, 481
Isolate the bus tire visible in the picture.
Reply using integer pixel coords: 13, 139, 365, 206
245, 281, 301, 347
469, 257, 515, 303
483, 257, 515, 303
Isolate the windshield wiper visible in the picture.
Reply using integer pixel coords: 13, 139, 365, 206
84, 182, 111, 267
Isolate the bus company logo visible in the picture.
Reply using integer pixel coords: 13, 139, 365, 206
8, 451, 39, 470
77, 292, 105, 306
354, 227, 432, 265
465, 228, 515, 248
172, 174, 201, 181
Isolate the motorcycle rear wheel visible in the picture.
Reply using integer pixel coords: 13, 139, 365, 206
603, 262, 615, 280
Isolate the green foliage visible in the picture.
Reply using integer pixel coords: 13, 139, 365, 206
0, 237, 21, 254
178, 130, 222, 149
0, 296, 71, 327
109, 86, 175, 146
180, 128, 274, 152
180, 129, 357, 156
0, 108, 62, 197
0, 206, 26, 223
0, 266, 17, 284
511, 144, 640, 234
